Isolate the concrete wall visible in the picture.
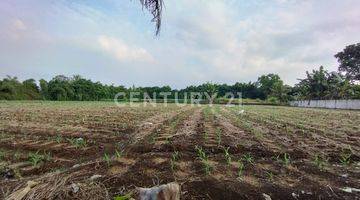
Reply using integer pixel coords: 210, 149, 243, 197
289, 99, 360, 110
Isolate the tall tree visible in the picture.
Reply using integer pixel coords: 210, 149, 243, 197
39, 79, 49, 100
335, 43, 360, 82
257, 74, 283, 99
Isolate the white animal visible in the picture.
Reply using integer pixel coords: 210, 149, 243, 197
138, 182, 180, 200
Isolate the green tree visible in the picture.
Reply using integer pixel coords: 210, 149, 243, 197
39, 79, 49, 100
335, 43, 360, 82
257, 74, 283, 99
22, 79, 41, 100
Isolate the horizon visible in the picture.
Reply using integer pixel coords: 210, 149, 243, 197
1, 0, 359, 89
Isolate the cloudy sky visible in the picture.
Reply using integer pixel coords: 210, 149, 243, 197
0, 0, 359, 88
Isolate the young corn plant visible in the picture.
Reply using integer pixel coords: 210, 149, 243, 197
339, 152, 352, 166
115, 149, 123, 158
242, 153, 254, 165
216, 128, 221, 146
13, 152, 21, 160
195, 146, 212, 175
103, 153, 111, 166
223, 147, 232, 166
285, 125, 291, 135
55, 135, 63, 143
203, 159, 212, 175
28, 151, 45, 167
195, 145, 207, 160
313, 154, 327, 170
237, 160, 245, 179
0, 150, 5, 161
277, 153, 291, 166
67, 138, 87, 149
170, 151, 180, 171
204, 131, 208, 141
149, 134, 156, 144
266, 171, 274, 182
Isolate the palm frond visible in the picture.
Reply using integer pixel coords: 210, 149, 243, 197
140, 0, 163, 35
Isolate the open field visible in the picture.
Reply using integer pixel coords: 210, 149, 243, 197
0, 101, 359, 199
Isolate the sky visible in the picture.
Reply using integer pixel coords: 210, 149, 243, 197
0, 0, 359, 89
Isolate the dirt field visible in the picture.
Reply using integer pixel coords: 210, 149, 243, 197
0, 101, 359, 199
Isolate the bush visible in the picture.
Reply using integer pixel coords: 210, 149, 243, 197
267, 96, 279, 104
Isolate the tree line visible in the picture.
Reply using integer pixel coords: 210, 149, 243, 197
1, 43, 359, 102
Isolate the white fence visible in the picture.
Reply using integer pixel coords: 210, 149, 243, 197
289, 100, 360, 110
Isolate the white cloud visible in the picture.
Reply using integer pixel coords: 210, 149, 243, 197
1, 0, 360, 88
12, 19, 27, 30
97, 35, 154, 63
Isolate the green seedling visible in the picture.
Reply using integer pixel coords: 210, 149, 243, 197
277, 153, 291, 166
172, 151, 179, 161
313, 154, 327, 170
103, 153, 111, 166
195, 146, 207, 161
13, 151, 21, 160
0, 150, 5, 161
195, 146, 212, 175
339, 152, 352, 166
115, 149, 123, 158
203, 159, 212, 175
204, 131, 208, 141
223, 147, 231, 165
237, 160, 245, 179
28, 151, 46, 167
67, 138, 87, 148
44, 152, 52, 161
170, 151, 179, 171
216, 127, 221, 146
242, 153, 254, 164
165, 136, 172, 144
149, 134, 156, 144
114, 193, 132, 200
55, 135, 63, 143
266, 171, 274, 182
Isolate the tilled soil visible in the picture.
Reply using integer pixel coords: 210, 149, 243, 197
0, 103, 359, 200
